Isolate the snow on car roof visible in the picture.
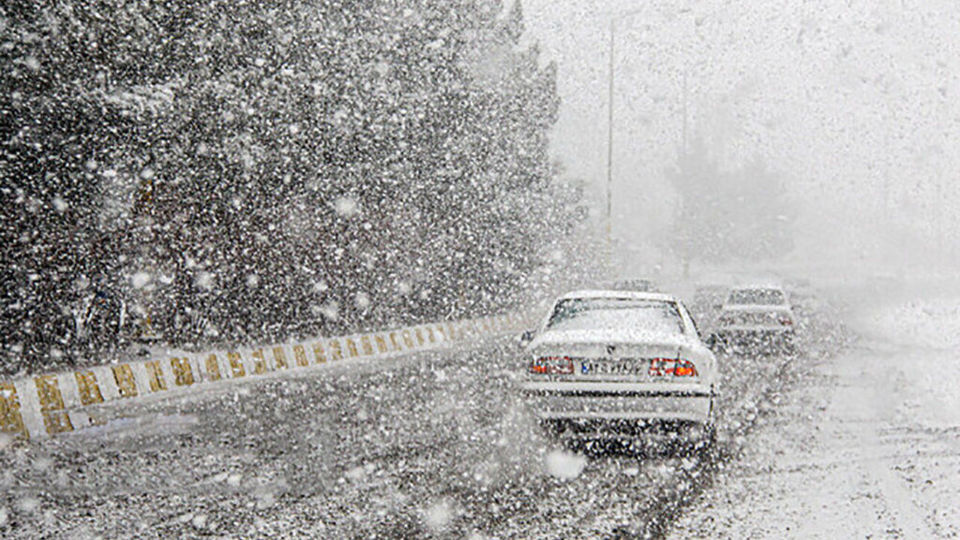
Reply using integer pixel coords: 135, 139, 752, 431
729, 283, 786, 291
722, 304, 792, 312
558, 289, 678, 302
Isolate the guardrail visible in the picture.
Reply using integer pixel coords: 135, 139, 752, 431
0, 312, 527, 440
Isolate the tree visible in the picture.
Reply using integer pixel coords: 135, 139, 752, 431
0, 1, 156, 370
666, 136, 795, 270
1, 0, 566, 371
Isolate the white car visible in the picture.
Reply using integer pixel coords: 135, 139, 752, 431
690, 283, 729, 330
609, 278, 658, 293
518, 290, 718, 447
711, 285, 797, 353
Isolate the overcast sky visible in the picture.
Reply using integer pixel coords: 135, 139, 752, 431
521, 0, 960, 270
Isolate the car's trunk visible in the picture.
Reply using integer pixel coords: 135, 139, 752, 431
528, 330, 699, 383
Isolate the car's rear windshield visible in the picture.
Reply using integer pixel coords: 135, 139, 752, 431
545, 298, 684, 335
727, 288, 786, 306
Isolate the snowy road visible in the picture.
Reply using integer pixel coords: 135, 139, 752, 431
0, 294, 841, 538
671, 292, 960, 539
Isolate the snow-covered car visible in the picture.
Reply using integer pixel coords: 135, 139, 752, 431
518, 290, 718, 448
711, 285, 796, 353
609, 278, 658, 293
690, 283, 729, 330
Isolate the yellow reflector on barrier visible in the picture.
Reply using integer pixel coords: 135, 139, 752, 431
329, 340, 343, 361
113, 364, 138, 397
273, 347, 289, 370
227, 352, 245, 377
35, 375, 65, 411
145, 361, 168, 392
293, 345, 309, 367
206, 354, 222, 381
312, 342, 327, 363
75, 371, 104, 406
34, 376, 73, 435
0, 382, 28, 438
170, 357, 195, 386
361, 336, 374, 356
43, 411, 73, 434
252, 349, 268, 374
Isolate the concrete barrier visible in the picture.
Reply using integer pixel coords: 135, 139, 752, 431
0, 312, 527, 440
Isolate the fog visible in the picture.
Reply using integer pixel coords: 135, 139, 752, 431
524, 0, 960, 277
3, 2, 960, 537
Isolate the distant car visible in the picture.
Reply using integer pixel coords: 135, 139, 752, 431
693, 284, 728, 310
609, 278, 658, 293
518, 290, 718, 449
690, 284, 729, 330
711, 285, 796, 353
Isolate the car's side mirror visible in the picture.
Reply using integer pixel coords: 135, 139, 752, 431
518, 330, 535, 348
705, 333, 719, 350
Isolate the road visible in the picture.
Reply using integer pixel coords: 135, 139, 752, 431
671, 292, 960, 539
0, 293, 841, 538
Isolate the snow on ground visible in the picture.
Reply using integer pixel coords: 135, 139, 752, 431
862, 297, 960, 350
671, 291, 960, 539
544, 450, 587, 480
0, 291, 840, 538
853, 297, 960, 430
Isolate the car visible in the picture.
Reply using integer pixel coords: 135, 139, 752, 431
609, 278, 659, 293
518, 290, 718, 450
711, 284, 797, 353
690, 283, 729, 330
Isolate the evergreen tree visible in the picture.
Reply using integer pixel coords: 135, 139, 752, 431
1, 0, 565, 371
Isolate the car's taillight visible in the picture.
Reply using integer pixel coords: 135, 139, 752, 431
673, 359, 698, 377
778, 315, 793, 326
530, 356, 574, 375
648, 358, 699, 377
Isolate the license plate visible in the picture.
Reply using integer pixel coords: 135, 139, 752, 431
580, 360, 646, 376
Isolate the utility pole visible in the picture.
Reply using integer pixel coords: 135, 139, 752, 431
680, 67, 690, 278
606, 18, 615, 251
682, 68, 688, 156
936, 175, 944, 268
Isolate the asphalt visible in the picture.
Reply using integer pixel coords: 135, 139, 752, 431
0, 294, 843, 538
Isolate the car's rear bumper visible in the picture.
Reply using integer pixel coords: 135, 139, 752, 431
519, 381, 715, 427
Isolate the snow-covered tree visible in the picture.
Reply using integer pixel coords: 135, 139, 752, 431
1, 0, 565, 369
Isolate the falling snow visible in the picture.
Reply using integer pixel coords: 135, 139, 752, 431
1, 0, 959, 538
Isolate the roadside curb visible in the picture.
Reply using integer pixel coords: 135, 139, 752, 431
0, 312, 529, 440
